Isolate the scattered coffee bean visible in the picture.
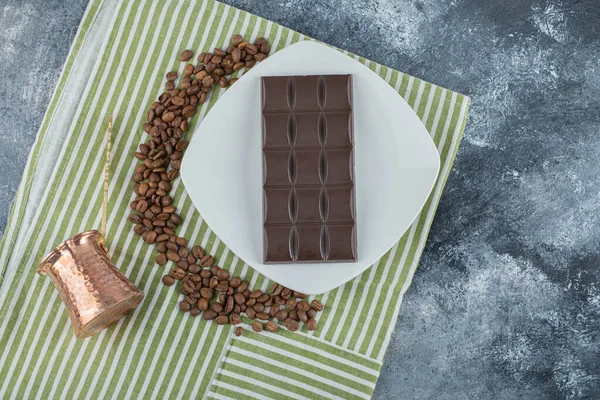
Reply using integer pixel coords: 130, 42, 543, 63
306, 318, 317, 331
179, 300, 191, 312
297, 301, 310, 312
265, 321, 278, 333
162, 275, 175, 286
284, 318, 299, 331
179, 49, 193, 61
235, 327, 244, 336
298, 310, 308, 323
156, 253, 167, 266
252, 321, 263, 332
190, 307, 201, 317
215, 315, 229, 325
203, 310, 217, 320
275, 309, 288, 321
230, 313, 241, 325
311, 300, 323, 311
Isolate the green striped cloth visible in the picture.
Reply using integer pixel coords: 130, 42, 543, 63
0, 0, 469, 398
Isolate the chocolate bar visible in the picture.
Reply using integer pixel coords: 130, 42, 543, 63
261, 74, 357, 263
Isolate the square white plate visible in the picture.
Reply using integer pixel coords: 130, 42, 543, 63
181, 41, 439, 294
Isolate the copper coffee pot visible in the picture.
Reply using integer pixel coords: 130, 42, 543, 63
37, 115, 144, 338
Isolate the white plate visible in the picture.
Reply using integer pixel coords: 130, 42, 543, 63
181, 41, 439, 294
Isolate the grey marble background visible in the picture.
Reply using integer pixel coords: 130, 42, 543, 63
1, 0, 598, 398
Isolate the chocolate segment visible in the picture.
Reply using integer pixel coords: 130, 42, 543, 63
262, 75, 356, 263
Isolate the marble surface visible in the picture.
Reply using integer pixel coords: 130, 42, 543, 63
1, 0, 599, 398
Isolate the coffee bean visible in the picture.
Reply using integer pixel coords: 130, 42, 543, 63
183, 280, 196, 294
183, 63, 194, 76
270, 283, 283, 296
298, 310, 308, 323
246, 307, 256, 319
232, 47, 241, 63
275, 309, 288, 321
192, 245, 204, 259
189, 307, 201, 317
230, 78, 238, 85
232, 34, 243, 46
225, 296, 234, 313
172, 267, 186, 280
215, 315, 229, 325
162, 111, 175, 122
245, 43, 258, 55
184, 294, 196, 305
166, 71, 177, 81
282, 288, 292, 300
198, 298, 209, 311
200, 287, 214, 299
178, 246, 189, 259
230, 276, 241, 288
203, 310, 217, 320
306, 318, 317, 331
134, 224, 145, 235
200, 255, 214, 267
212, 269, 227, 281
216, 282, 229, 292
211, 265, 221, 276
256, 294, 270, 303
269, 306, 279, 318
252, 321, 263, 332
256, 312, 269, 320
284, 318, 299, 331
233, 62, 244, 71
188, 264, 201, 274
179, 301, 191, 312
254, 303, 265, 313
166, 251, 180, 262
230, 313, 241, 325
136, 201, 149, 214
234, 292, 246, 305
297, 301, 310, 312
238, 281, 249, 293
260, 42, 270, 54
165, 81, 175, 91
162, 275, 175, 286
212, 302, 224, 313
294, 291, 308, 299
264, 296, 275, 307
275, 296, 286, 306
286, 299, 297, 310
288, 310, 299, 321
179, 49, 193, 62
145, 231, 158, 244
219, 292, 226, 304
209, 277, 218, 289
156, 253, 167, 266
129, 214, 142, 224
235, 327, 244, 336
265, 321, 278, 333
250, 290, 262, 299
311, 299, 323, 311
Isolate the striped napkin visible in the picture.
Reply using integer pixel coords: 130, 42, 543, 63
0, 0, 469, 398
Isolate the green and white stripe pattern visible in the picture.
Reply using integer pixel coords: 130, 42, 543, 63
0, 0, 469, 398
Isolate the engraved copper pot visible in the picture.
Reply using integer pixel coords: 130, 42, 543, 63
37, 230, 144, 339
